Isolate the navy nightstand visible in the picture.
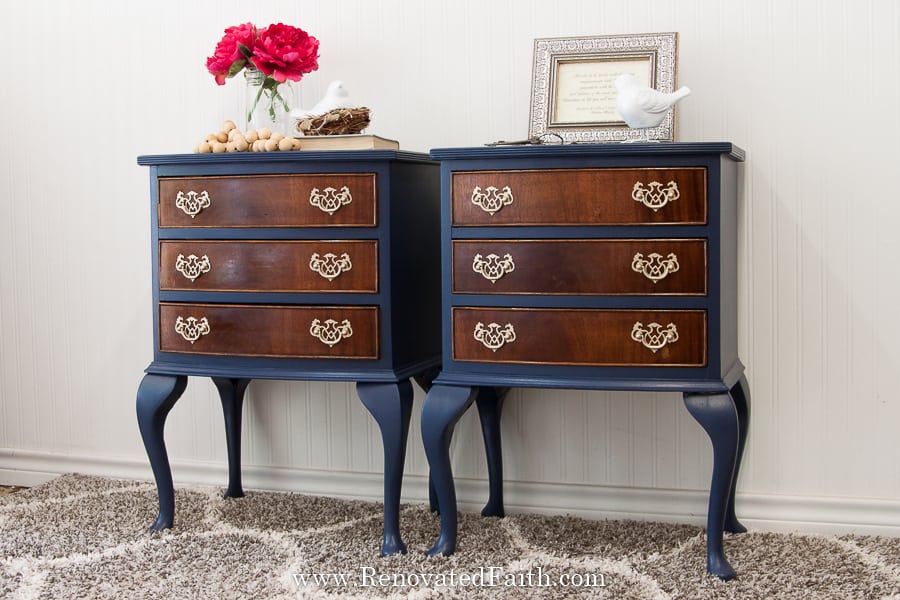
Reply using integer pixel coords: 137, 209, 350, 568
136, 150, 441, 556
422, 143, 749, 579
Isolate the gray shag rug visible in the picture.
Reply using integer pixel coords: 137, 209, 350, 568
1, 474, 898, 599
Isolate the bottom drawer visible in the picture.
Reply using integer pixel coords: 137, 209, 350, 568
159, 303, 378, 359
452, 307, 706, 366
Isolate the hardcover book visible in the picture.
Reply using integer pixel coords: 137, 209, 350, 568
297, 134, 399, 151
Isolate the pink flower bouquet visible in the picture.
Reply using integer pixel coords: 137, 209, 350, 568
206, 22, 320, 126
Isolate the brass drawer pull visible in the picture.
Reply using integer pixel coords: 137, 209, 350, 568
174, 316, 210, 343
631, 322, 679, 353
474, 322, 516, 351
309, 252, 352, 281
631, 252, 679, 283
174, 190, 211, 218
472, 253, 515, 283
471, 185, 514, 215
310, 318, 354, 346
175, 253, 211, 282
309, 186, 352, 215
632, 181, 680, 212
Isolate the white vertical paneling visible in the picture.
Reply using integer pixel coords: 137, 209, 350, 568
287, 383, 312, 468
1, 0, 899, 530
653, 393, 680, 489
583, 391, 612, 484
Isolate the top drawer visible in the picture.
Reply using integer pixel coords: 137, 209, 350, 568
452, 168, 706, 226
158, 173, 377, 227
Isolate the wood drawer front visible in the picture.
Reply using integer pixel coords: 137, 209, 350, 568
159, 240, 378, 293
159, 303, 378, 358
453, 239, 706, 295
452, 168, 706, 226
158, 174, 376, 227
452, 307, 706, 366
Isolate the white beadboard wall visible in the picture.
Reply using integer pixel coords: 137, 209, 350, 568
1, 0, 899, 535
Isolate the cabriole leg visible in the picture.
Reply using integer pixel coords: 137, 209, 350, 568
421, 384, 478, 557
212, 377, 251, 499
475, 386, 508, 517
357, 380, 414, 556
683, 390, 741, 580
136, 373, 188, 531
725, 375, 751, 534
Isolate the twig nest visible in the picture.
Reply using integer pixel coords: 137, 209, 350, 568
294, 107, 370, 136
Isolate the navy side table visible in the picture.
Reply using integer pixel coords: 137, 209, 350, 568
422, 143, 749, 579
136, 150, 441, 556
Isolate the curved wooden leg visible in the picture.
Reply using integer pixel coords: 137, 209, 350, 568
475, 387, 508, 517
421, 384, 477, 557
725, 375, 750, 534
136, 373, 188, 531
413, 367, 443, 514
212, 377, 251, 499
683, 391, 740, 580
357, 380, 414, 556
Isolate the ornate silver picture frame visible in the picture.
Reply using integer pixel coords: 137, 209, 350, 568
529, 32, 680, 143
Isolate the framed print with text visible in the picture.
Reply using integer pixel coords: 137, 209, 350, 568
529, 33, 680, 143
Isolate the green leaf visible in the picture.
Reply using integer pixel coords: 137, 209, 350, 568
227, 60, 247, 78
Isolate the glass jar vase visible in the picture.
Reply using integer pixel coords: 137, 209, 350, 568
243, 66, 295, 133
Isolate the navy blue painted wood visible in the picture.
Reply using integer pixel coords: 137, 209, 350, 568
356, 381, 414, 556
211, 377, 251, 499
423, 143, 749, 579
420, 384, 479, 556
136, 151, 441, 555
475, 386, 508, 518
135, 373, 187, 530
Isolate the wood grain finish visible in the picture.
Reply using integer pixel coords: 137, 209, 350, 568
159, 303, 378, 358
452, 168, 706, 226
158, 174, 377, 227
452, 239, 706, 295
159, 240, 378, 292
452, 307, 707, 366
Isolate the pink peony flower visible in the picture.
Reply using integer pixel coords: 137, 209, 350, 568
251, 23, 320, 83
206, 23, 257, 85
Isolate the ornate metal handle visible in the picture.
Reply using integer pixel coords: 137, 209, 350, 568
631, 322, 678, 353
631, 252, 679, 283
174, 190, 211, 218
473, 322, 516, 351
175, 254, 211, 282
308, 252, 352, 281
472, 253, 515, 283
309, 186, 352, 215
174, 316, 210, 344
471, 185, 514, 215
632, 181, 679, 212
309, 318, 353, 347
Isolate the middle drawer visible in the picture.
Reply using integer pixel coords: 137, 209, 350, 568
159, 240, 378, 293
453, 239, 706, 295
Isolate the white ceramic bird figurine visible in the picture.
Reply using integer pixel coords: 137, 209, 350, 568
292, 80, 354, 119
615, 73, 691, 138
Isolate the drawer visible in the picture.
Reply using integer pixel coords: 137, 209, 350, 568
158, 173, 377, 227
452, 239, 706, 295
159, 303, 378, 358
159, 240, 378, 293
452, 168, 706, 226
452, 307, 706, 366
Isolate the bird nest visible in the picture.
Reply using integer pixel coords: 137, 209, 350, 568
294, 107, 370, 136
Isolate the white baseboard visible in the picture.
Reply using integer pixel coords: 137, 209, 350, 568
1, 448, 897, 537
